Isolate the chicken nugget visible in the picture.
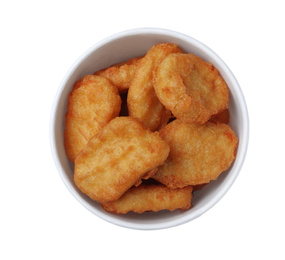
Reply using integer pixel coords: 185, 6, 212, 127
94, 57, 141, 92
64, 75, 121, 162
127, 43, 183, 131
101, 184, 193, 214
74, 117, 170, 203
153, 53, 229, 124
153, 120, 238, 188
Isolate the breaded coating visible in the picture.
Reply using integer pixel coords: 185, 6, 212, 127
153, 53, 229, 124
64, 75, 121, 162
153, 120, 238, 188
101, 184, 193, 214
94, 57, 141, 92
127, 43, 183, 131
74, 117, 170, 203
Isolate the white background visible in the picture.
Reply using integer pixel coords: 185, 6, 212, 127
1, 0, 284, 259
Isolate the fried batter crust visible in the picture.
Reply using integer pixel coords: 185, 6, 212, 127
94, 57, 141, 93
153, 53, 229, 124
153, 120, 238, 187
74, 117, 170, 203
127, 43, 183, 131
101, 184, 193, 214
64, 75, 121, 162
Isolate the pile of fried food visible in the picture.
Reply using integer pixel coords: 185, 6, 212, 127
64, 43, 238, 214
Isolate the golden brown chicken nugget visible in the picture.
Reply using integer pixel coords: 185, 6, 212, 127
127, 43, 183, 131
64, 75, 121, 162
153, 53, 229, 124
101, 184, 193, 214
94, 57, 141, 92
74, 117, 170, 203
153, 120, 238, 188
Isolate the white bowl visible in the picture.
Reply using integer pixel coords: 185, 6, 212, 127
50, 28, 249, 230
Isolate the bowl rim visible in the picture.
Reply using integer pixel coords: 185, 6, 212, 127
50, 27, 249, 230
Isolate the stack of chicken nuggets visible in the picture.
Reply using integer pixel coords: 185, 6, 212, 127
64, 43, 238, 214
